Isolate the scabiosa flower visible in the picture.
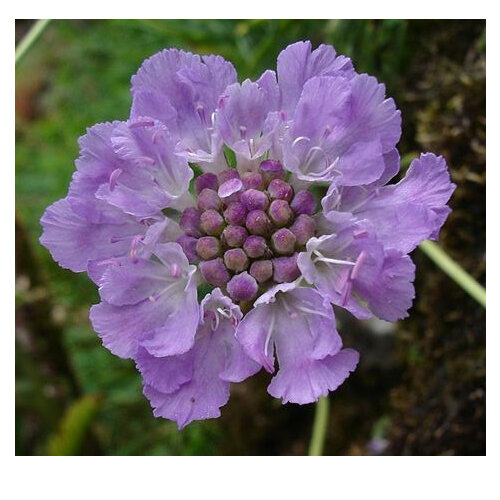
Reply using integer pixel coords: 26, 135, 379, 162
40, 40, 455, 428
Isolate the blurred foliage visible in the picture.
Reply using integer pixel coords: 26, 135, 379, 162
15, 19, 485, 455
46, 394, 100, 455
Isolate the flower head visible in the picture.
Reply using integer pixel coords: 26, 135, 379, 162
40, 41, 455, 428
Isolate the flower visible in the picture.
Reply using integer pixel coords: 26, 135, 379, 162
40, 41, 455, 428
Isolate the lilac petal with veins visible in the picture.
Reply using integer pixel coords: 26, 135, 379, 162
236, 284, 358, 403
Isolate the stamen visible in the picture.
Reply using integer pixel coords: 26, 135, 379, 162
203, 310, 217, 331
351, 251, 368, 280
304, 156, 340, 179
129, 118, 154, 128
249, 138, 255, 157
196, 104, 207, 127
313, 250, 356, 267
341, 280, 352, 307
129, 234, 144, 260
138, 156, 156, 166
216, 307, 232, 319
353, 229, 368, 239
170, 263, 180, 278
322, 125, 333, 140
292, 136, 311, 148
148, 280, 182, 303
335, 269, 350, 294
294, 304, 332, 319
239, 125, 247, 140
109, 168, 122, 191
152, 128, 165, 144
263, 312, 276, 358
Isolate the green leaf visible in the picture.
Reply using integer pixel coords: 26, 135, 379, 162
223, 145, 237, 168
46, 394, 100, 456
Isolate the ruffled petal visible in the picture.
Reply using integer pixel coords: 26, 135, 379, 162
341, 73, 401, 153
298, 223, 417, 321
39, 198, 144, 273
95, 119, 193, 217
130, 91, 178, 135
200, 289, 260, 382
268, 348, 359, 404
356, 249, 416, 322
335, 153, 456, 253
86, 217, 180, 285
90, 243, 199, 359
277, 41, 355, 116
68, 121, 128, 223
216, 79, 279, 165
282, 76, 385, 185
140, 289, 258, 429
142, 330, 230, 429
236, 286, 356, 404
99, 259, 172, 306
131, 49, 236, 165
256, 70, 280, 111
135, 346, 192, 394
297, 227, 384, 320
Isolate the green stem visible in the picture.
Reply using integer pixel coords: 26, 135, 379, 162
419, 240, 486, 308
308, 396, 330, 456
15, 19, 51, 66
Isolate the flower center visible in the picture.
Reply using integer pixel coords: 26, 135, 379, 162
177, 159, 318, 304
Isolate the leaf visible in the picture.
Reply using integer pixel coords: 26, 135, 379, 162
45, 394, 100, 456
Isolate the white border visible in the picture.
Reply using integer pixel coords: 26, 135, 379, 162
6, 9, 495, 500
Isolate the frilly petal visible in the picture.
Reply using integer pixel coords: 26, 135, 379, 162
277, 41, 355, 116
140, 289, 258, 429
39, 198, 144, 273
95, 119, 193, 217
90, 243, 199, 359
236, 286, 356, 404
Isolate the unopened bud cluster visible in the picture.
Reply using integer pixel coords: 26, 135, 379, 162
177, 159, 317, 303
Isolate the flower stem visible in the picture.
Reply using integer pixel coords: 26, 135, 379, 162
15, 19, 51, 66
308, 396, 330, 456
419, 240, 486, 308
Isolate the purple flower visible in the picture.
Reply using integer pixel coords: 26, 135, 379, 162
40, 41, 455, 427
138, 289, 260, 428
